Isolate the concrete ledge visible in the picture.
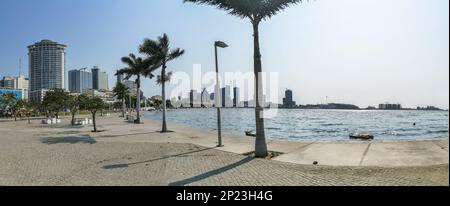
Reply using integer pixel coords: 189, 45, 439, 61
361, 141, 449, 167
83, 116, 450, 167
273, 142, 371, 166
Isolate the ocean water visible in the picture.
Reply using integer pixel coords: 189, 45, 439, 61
144, 108, 449, 141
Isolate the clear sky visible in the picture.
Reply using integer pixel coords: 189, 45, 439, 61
0, 0, 448, 108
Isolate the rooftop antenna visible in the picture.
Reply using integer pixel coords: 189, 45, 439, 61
19, 58, 22, 76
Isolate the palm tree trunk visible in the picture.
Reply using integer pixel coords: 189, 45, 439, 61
136, 76, 141, 124
92, 112, 97, 132
128, 95, 132, 113
252, 21, 268, 158
161, 65, 168, 132
121, 98, 125, 118
71, 112, 75, 126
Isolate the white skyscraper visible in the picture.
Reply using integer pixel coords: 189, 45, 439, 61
28, 40, 66, 102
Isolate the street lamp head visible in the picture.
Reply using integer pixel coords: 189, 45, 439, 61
215, 41, 228, 48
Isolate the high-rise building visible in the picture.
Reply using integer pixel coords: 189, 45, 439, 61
68, 69, 93, 93
189, 89, 203, 108
28, 40, 66, 102
13, 74, 29, 92
13, 74, 29, 100
116, 72, 124, 84
233, 87, 240, 107
92, 66, 109, 91
201, 89, 211, 107
123, 80, 138, 98
282, 89, 296, 108
189, 90, 196, 108
0, 76, 14, 89
221, 86, 232, 108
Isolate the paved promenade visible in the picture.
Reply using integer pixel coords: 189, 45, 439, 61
0, 115, 448, 186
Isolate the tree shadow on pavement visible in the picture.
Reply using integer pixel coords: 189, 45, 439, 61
95, 131, 161, 139
168, 157, 254, 186
41, 135, 96, 145
102, 147, 216, 170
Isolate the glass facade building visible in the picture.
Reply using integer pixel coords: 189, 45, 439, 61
283, 89, 296, 108
69, 69, 93, 93
28, 40, 66, 102
92, 67, 109, 91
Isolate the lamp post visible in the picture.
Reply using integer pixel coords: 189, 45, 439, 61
214, 41, 228, 147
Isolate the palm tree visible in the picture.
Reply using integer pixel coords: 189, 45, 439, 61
139, 34, 185, 133
22, 100, 35, 124
116, 53, 155, 124
12, 99, 28, 121
184, 0, 301, 157
1, 93, 18, 119
113, 82, 130, 118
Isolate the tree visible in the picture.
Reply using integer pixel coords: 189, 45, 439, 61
22, 100, 36, 124
116, 53, 155, 124
67, 94, 88, 126
0, 93, 17, 118
42, 89, 69, 119
139, 34, 185, 132
82, 96, 106, 132
112, 82, 129, 118
12, 99, 26, 121
12, 100, 36, 124
184, 0, 301, 157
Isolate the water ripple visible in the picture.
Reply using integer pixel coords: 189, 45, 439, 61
144, 109, 449, 141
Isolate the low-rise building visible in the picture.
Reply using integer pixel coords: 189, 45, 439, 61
379, 103, 402, 110
0, 74, 29, 99
0, 88, 23, 100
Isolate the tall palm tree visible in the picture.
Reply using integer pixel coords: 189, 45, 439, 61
139, 34, 185, 133
184, 0, 301, 157
113, 82, 130, 118
116, 53, 155, 124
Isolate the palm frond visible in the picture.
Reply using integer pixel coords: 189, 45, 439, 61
139, 38, 162, 57
168, 48, 185, 61
139, 33, 184, 84
184, 0, 302, 22
116, 68, 135, 80
121, 56, 135, 67
156, 72, 173, 85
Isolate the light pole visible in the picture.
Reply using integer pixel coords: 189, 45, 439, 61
215, 41, 228, 147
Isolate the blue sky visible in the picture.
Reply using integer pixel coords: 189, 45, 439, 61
0, 0, 448, 108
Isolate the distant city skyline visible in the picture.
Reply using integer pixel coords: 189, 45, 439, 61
0, 0, 448, 108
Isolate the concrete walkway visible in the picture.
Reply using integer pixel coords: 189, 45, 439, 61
0, 115, 448, 186
90, 115, 449, 167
